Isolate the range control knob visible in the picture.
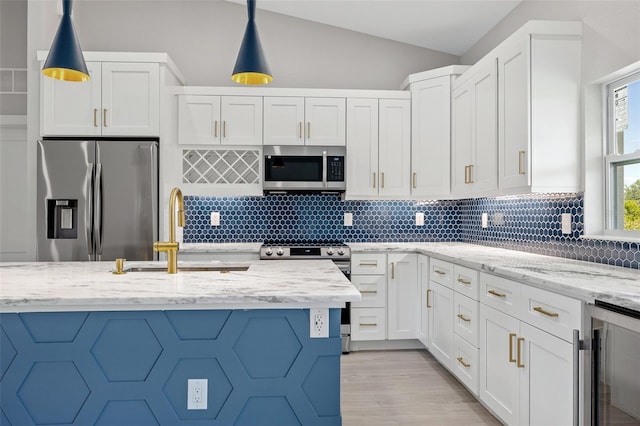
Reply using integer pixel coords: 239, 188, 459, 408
276, 247, 284, 256
264, 247, 273, 256
326, 247, 334, 255
337, 248, 345, 256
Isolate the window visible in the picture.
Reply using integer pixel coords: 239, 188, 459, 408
605, 72, 640, 237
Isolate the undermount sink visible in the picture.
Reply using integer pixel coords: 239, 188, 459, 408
125, 265, 250, 273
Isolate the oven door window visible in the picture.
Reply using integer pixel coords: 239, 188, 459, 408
265, 155, 323, 182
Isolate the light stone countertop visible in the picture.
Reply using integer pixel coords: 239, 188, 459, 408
0, 259, 360, 313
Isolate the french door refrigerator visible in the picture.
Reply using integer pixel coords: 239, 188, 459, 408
37, 139, 158, 261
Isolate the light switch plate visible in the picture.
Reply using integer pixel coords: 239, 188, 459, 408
344, 212, 353, 226
481, 213, 488, 228
210, 212, 220, 226
415, 212, 425, 226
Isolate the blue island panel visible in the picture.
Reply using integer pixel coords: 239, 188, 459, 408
0, 308, 342, 426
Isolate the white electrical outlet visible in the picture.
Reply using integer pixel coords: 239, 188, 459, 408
481, 213, 488, 228
187, 379, 208, 410
561, 213, 572, 234
310, 308, 329, 338
344, 212, 353, 227
415, 212, 425, 226
210, 212, 220, 226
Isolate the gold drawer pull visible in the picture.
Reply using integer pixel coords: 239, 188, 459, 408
93, 108, 98, 127
360, 290, 378, 294
358, 261, 378, 267
214, 120, 218, 137
456, 357, 471, 368
457, 314, 471, 322
434, 269, 446, 275
517, 337, 525, 368
360, 323, 377, 327
533, 306, 559, 317
426, 289, 432, 308
457, 278, 471, 285
381, 172, 385, 188
412, 172, 417, 189
103, 108, 108, 127
468, 164, 474, 183
518, 150, 526, 175
508, 332, 517, 363
488, 289, 506, 298
223, 121, 227, 138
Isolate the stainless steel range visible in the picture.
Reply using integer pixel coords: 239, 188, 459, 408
259, 241, 352, 353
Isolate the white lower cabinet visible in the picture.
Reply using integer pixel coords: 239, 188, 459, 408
428, 280, 454, 369
351, 308, 386, 341
479, 273, 577, 426
388, 253, 418, 340
418, 255, 430, 347
453, 334, 479, 395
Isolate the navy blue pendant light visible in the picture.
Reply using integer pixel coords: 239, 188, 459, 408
42, 0, 90, 82
231, 0, 273, 85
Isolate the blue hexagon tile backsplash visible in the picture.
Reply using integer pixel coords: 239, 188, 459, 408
183, 193, 640, 269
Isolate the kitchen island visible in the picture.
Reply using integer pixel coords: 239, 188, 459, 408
0, 260, 360, 426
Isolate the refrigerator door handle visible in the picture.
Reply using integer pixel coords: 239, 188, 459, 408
95, 163, 103, 258
87, 163, 95, 256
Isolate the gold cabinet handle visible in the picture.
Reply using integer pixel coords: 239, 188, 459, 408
93, 108, 98, 127
412, 172, 417, 189
426, 289, 432, 308
464, 165, 469, 184
508, 332, 517, 363
468, 164, 474, 183
373, 172, 376, 188
434, 269, 446, 275
360, 290, 378, 294
517, 337, 525, 368
358, 261, 378, 267
103, 109, 107, 127
391, 262, 395, 279
457, 278, 471, 285
299, 122, 302, 139
518, 151, 526, 175
488, 289, 506, 298
214, 120, 218, 138
223, 121, 227, 138
457, 314, 471, 322
307, 122, 311, 139
456, 357, 471, 368
381, 172, 385, 188
360, 323, 377, 327
533, 306, 559, 318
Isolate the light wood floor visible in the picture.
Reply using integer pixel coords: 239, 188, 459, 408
341, 350, 501, 426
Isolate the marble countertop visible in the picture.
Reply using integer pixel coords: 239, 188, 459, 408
0, 259, 360, 313
349, 242, 640, 312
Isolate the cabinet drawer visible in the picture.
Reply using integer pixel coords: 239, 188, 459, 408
480, 273, 521, 318
453, 264, 479, 300
520, 285, 582, 342
351, 275, 386, 308
453, 334, 479, 396
430, 258, 453, 288
351, 308, 386, 341
454, 292, 479, 348
351, 253, 386, 275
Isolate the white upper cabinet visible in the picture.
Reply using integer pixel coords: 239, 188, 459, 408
304, 98, 346, 146
346, 98, 410, 199
451, 59, 498, 198
263, 97, 305, 145
41, 61, 160, 137
178, 95, 262, 146
498, 30, 581, 193
405, 66, 468, 200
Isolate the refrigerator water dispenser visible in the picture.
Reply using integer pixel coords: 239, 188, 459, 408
47, 199, 78, 239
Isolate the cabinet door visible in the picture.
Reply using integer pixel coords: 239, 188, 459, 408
479, 304, 520, 425
418, 255, 430, 347
221, 96, 263, 146
350, 275, 386, 308
304, 98, 345, 146
451, 82, 473, 197
178, 95, 221, 145
411, 76, 451, 199
378, 99, 411, 198
41, 62, 101, 136
351, 307, 386, 341
387, 253, 418, 340
346, 98, 379, 197
454, 292, 479, 348
101, 62, 160, 136
471, 62, 498, 194
428, 280, 454, 369
499, 38, 530, 190
263, 97, 305, 146
519, 322, 573, 426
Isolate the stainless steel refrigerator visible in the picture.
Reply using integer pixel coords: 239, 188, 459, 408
37, 139, 158, 261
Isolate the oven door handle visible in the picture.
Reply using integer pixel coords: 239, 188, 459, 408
322, 150, 327, 189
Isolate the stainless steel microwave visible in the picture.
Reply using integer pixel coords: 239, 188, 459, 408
263, 146, 346, 192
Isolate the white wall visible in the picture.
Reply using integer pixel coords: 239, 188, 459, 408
461, 0, 640, 83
